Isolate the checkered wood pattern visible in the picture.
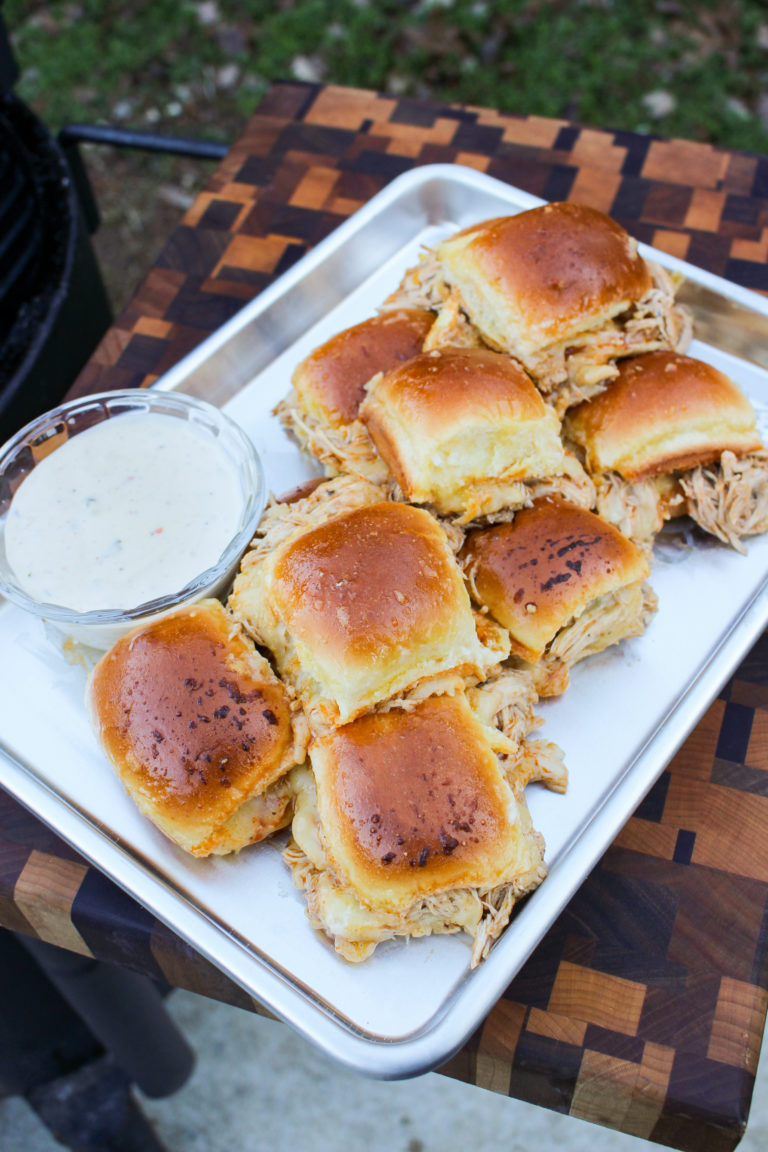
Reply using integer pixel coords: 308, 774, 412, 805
71, 81, 768, 401
6, 83, 768, 1150
440, 640, 768, 1150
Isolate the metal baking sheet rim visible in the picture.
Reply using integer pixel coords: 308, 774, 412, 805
3, 164, 768, 1079
150, 163, 768, 404
2, 585, 767, 1082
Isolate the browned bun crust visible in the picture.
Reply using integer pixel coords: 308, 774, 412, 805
273, 501, 469, 668
86, 599, 296, 853
436, 204, 653, 353
291, 308, 435, 425
275, 477, 325, 506
311, 694, 526, 910
359, 347, 566, 510
363, 346, 546, 438
564, 350, 762, 481
230, 482, 508, 724
461, 497, 649, 662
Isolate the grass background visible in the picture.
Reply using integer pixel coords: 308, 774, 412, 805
5, 0, 768, 311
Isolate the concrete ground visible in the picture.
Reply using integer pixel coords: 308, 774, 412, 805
2, 986, 767, 1152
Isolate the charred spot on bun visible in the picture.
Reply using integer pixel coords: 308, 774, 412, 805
228, 477, 509, 727
86, 599, 307, 857
461, 497, 657, 695
285, 691, 563, 966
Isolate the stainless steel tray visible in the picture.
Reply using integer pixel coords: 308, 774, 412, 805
2, 165, 768, 1079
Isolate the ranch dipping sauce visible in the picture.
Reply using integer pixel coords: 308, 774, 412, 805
5, 412, 244, 612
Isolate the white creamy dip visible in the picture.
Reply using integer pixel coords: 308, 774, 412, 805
4, 412, 244, 611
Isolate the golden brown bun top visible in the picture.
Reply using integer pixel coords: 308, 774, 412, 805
292, 309, 435, 424
565, 350, 762, 480
312, 694, 524, 909
437, 203, 652, 349
461, 497, 649, 661
87, 600, 294, 829
273, 501, 468, 667
361, 346, 548, 434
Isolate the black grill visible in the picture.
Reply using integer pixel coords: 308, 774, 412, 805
0, 124, 44, 332
0, 5, 226, 445
0, 87, 111, 445
0, 92, 70, 378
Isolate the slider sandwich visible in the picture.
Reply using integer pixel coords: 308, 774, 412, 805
359, 346, 594, 523
228, 476, 510, 728
461, 497, 657, 697
285, 690, 567, 966
388, 203, 690, 414
563, 350, 768, 551
275, 308, 435, 481
86, 600, 307, 857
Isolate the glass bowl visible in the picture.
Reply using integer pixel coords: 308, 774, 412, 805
0, 389, 266, 651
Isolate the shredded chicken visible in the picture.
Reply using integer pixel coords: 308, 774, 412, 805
381, 247, 445, 311
471, 610, 513, 665
285, 834, 548, 968
447, 479, 531, 526
634, 261, 693, 351
467, 668, 542, 746
439, 517, 467, 554
594, 472, 684, 544
373, 665, 555, 761
199, 774, 296, 857
360, 627, 535, 737
522, 265, 691, 415
422, 289, 486, 351
304, 870, 486, 963
595, 452, 768, 554
275, 390, 389, 484
471, 866, 548, 966
375, 672, 467, 712
680, 449, 768, 553
382, 247, 692, 416
472, 884, 519, 966
527, 459, 596, 512
505, 738, 569, 796
411, 454, 596, 529
521, 581, 658, 696
550, 581, 657, 665
240, 475, 385, 563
